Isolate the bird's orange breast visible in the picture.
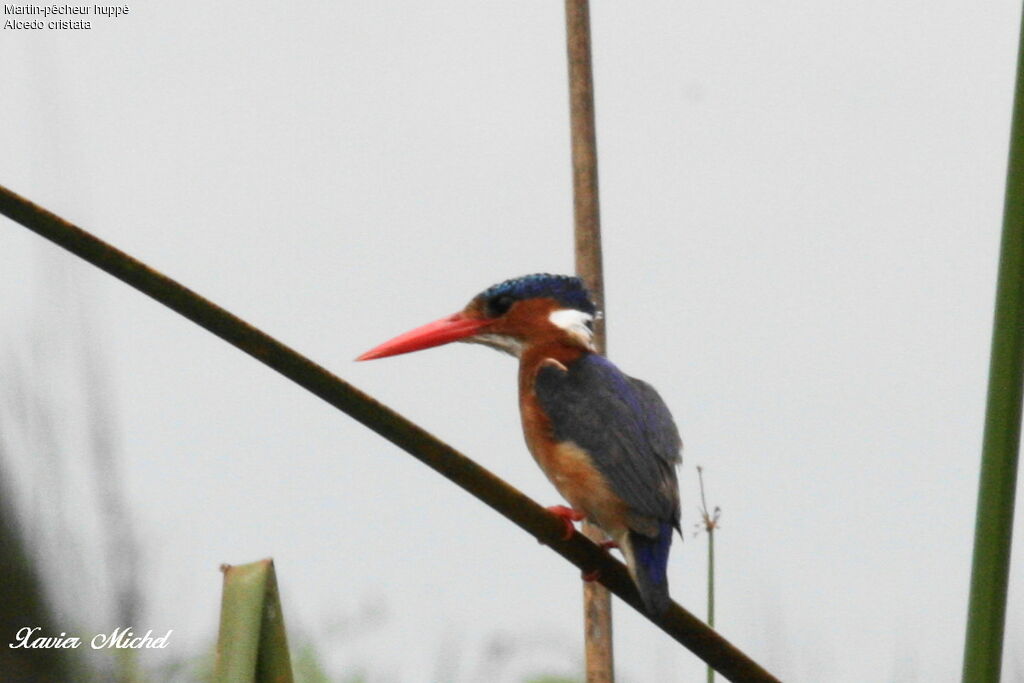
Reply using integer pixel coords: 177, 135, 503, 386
518, 352, 630, 537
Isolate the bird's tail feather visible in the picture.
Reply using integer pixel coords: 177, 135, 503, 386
623, 522, 674, 615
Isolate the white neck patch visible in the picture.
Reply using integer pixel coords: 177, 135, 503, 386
548, 308, 595, 350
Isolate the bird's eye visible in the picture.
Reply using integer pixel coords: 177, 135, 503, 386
487, 294, 516, 317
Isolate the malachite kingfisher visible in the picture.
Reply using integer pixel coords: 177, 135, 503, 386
357, 273, 682, 614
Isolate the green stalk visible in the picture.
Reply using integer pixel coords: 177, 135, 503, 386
961, 9, 1024, 682
215, 559, 294, 683
707, 528, 715, 683
697, 466, 719, 683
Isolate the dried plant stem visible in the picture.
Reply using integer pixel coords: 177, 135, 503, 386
565, 0, 613, 680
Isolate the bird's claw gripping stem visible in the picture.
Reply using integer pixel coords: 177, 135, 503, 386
580, 540, 617, 580
546, 505, 586, 540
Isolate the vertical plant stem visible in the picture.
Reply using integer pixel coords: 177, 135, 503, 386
565, 1, 612, 681
707, 529, 715, 683
962, 9, 1024, 682
566, 0, 606, 350
698, 466, 717, 683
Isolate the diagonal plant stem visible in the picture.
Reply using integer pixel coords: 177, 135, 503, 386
961, 7, 1024, 682
0, 183, 780, 683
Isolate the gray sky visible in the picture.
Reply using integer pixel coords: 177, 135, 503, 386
2, 1, 1023, 680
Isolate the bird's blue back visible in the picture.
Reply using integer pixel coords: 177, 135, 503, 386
534, 353, 681, 613
534, 353, 681, 527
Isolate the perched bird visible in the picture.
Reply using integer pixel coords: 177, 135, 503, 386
357, 273, 682, 614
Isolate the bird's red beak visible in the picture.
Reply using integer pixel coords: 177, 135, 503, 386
356, 313, 490, 361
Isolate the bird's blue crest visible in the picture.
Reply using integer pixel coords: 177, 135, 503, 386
478, 273, 596, 316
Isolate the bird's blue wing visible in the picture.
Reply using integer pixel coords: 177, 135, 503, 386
534, 354, 682, 530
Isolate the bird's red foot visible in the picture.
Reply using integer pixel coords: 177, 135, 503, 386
581, 569, 601, 582
547, 505, 586, 540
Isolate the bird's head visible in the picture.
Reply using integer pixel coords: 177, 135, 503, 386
356, 273, 599, 361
